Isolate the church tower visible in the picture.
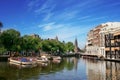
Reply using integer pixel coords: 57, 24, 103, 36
74, 38, 80, 53
55, 36, 58, 41
75, 38, 78, 48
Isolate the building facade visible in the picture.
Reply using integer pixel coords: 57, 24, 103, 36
105, 28, 120, 59
86, 22, 120, 59
86, 25, 104, 56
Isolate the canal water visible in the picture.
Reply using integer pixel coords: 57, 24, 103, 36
0, 57, 120, 80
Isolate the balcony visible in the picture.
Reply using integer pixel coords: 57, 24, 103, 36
114, 42, 120, 47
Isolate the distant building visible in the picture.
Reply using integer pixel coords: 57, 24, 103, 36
48, 36, 59, 41
74, 38, 80, 53
55, 36, 58, 41
30, 34, 40, 38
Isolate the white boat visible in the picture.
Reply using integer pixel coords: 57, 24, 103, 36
9, 58, 36, 65
52, 59, 61, 63
9, 61, 37, 68
10, 58, 21, 64
36, 56, 48, 63
52, 56, 61, 64
52, 56, 61, 60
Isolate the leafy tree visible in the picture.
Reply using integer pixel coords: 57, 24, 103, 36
41, 40, 52, 53
0, 22, 4, 54
65, 42, 74, 52
21, 35, 42, 56
0, 28, 76, 56
41, 39, 66, 55
0, 29, 21, 52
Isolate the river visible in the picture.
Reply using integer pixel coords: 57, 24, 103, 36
0, 57, 120, 80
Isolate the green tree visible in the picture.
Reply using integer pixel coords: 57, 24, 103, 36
41, 40, 52, 53
0, 29, 21, 52
40, 39, 65, 55
21, 35, 42, 56
0, 26, 76, 56
0, 22, 5, 54
65, 42, 74, 52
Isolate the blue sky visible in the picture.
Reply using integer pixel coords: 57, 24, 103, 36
0, 0, 120, 48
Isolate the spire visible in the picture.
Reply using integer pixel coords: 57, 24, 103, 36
74, 38, 80, 53
55, 36, 58, 41
75, 38, 78, 48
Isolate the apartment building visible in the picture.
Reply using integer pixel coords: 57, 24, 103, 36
105, 27, 120, 59
86, 25, 104, 56
86, 22, 120, 59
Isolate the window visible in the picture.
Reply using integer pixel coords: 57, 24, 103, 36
109, 34, 114, 39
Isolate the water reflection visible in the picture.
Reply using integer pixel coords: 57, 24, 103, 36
83, 59, 120, 80
106, 61, 120, 80
85, 59, 106, 80
0, 58, 120, 80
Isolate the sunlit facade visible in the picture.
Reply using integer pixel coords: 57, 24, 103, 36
86, 25, 104, 56
105, 28, 120, 59
86, 22, 120, 59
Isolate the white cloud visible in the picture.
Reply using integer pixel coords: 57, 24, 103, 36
80, 16, 107, 22
43, 12, 53, 21
40, 23, 91, 41
34, 0, 55, 13
44, 25, 51, 31
78, 16, 91, 20
38, 22, 63, 31
38, 22, 55, 28
27, 0, 56, 21
34, 0, 56, 21
27, 0, 39, 10
34, 2, 48, 13
33, 0, 95, 21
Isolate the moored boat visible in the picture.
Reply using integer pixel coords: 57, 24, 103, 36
52, 56, 61, 64
9, 61, 37, 68
9, 57, 36, 65
36, 56, 48, 63
52, 56, 61, 60
52, 59, 61, 63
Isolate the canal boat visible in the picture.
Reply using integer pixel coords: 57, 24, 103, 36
9, 57, 36, 65
52, 56, 61, 60
52, 56, 61, 63
52, 59, 61, 63
9, 61, 37, 68
36, 56, 48, 63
